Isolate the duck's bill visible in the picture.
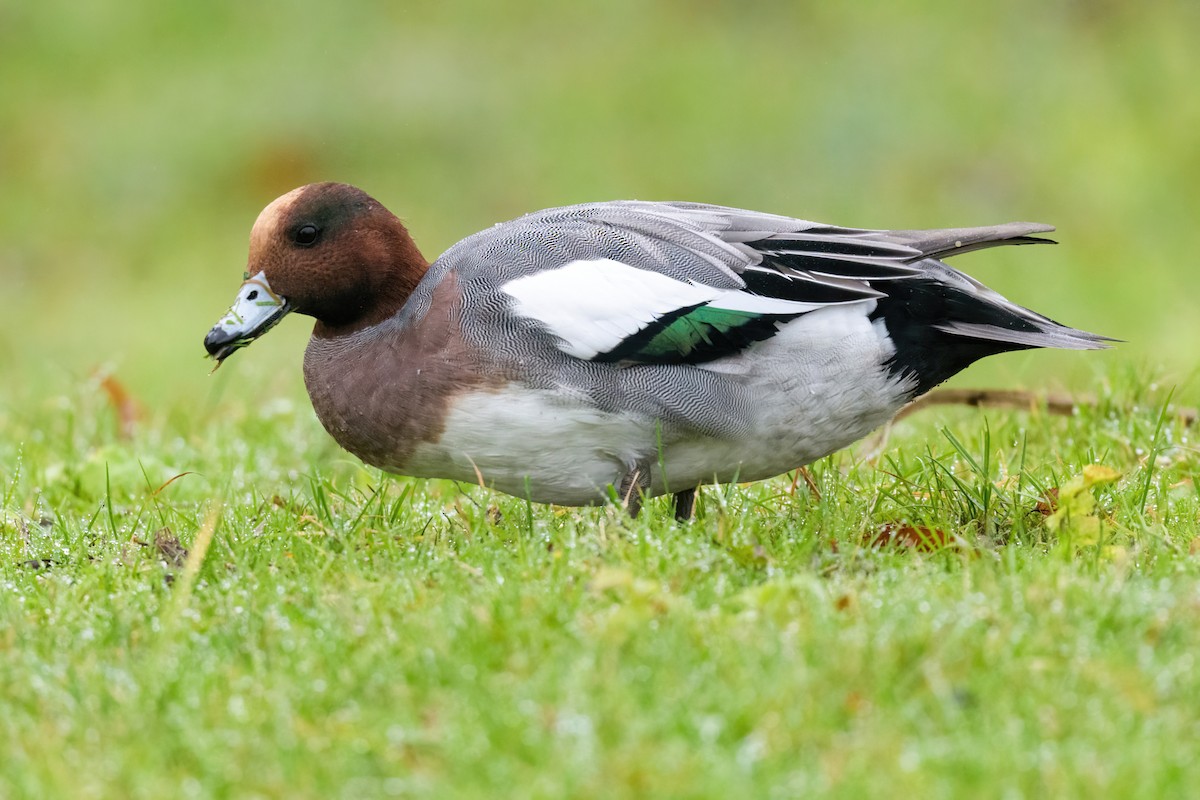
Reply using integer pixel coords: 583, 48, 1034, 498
204, 272, 291, 368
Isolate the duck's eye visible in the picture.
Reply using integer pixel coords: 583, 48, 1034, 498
246, 290, 259, 300
294, 224, 321, 247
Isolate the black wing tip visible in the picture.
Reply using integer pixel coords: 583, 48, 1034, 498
914, 233, 1059, 262
1049, 327, 1122, 350
1008, 235, 1058, 246
1086, 333, 1123, 348
932, 321, 1120, 352
890, 222, 1059, 261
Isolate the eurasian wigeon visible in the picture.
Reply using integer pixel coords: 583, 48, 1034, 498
205, 183, 1108, 518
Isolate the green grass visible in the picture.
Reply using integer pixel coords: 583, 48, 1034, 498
4, 0, 1200, 796
5, 371, 1200, 797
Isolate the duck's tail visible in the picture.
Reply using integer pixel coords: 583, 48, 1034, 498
867, 222, 1114, 393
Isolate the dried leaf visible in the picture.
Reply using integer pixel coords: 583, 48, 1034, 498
153, 472, 196, 496
1034, 488, 1059, 516
96, 372, 142, 439
1081, 464, 1122, 487
1045, 465, 1121, 546
864, 523, 956, 551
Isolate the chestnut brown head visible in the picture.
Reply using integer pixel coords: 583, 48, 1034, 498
204, 183, 429, 365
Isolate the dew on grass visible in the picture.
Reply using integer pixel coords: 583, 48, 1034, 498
696, 714, 724, 743
737, 731, 766, 768
554, 710, 594, 741
898, 743, 921, 772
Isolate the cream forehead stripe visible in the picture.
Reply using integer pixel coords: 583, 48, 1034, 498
249, 186, 306, 251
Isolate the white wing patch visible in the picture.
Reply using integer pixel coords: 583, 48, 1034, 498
500, 258, 826, 359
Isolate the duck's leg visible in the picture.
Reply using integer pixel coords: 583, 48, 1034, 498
617, 467, 649, 518
672, 488, 697, 521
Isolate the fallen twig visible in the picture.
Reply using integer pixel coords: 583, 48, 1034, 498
858, 387, 1198, 464
892, 387, 1197, 426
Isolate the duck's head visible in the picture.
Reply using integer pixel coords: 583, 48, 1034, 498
204, 182, 428, 367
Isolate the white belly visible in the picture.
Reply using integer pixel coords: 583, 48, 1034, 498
402, 306, 914, 506
403, 385, 652, 505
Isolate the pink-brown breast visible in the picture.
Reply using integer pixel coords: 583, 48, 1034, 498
301, 274, 503, 471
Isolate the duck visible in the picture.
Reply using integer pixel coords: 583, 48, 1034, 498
204, 182, 1109, 519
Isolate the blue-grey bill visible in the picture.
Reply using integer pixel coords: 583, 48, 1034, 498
204, 272, 290, 368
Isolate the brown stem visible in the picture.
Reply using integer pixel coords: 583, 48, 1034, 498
892, 387, 1197, 426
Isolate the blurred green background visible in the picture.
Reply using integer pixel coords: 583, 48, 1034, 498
2, 0, 1197, 412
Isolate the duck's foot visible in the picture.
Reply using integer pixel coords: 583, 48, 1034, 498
617, 467, 648, 518
617, 472, 697, 521
672, 488, 697, 522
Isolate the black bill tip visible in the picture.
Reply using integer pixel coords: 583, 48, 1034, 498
204, 326, 246, 363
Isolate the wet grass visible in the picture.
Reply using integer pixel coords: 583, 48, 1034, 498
3, 0, 1200, 796
4, 372, 1200, 797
